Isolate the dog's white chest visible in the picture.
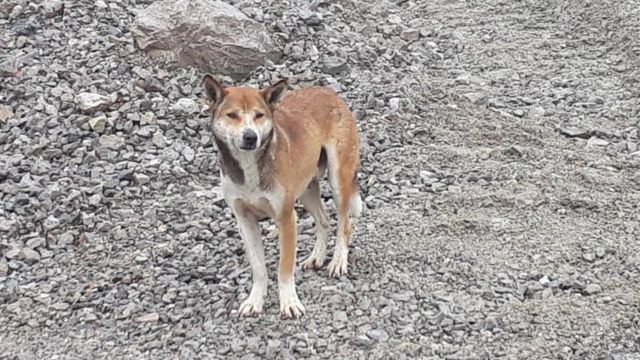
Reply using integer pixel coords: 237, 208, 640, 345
221, 175, 282, 219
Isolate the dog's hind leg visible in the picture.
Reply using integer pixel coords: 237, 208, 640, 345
324, 141, 361, 278
300, 178, 330, 270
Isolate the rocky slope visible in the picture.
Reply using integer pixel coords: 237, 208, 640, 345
1, 0, 639, 359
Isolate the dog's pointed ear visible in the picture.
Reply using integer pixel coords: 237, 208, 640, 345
202, 74, 225, 106
261, 79, 288, 109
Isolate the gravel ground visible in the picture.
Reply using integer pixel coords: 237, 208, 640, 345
1, 0, 640, 359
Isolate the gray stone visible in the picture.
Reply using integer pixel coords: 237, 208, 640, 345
587, 137, 609, 147
99, 135, 125, 150
134, 173, 150, 185
419, 170, 439, 185
42, 0, 64, 18
183, 146, 195, 162
400, 28, 420, 42
0, 105, 14, 123
136, 312, 160, 323
366, 329, 389, 342
89, 115, 107, 133
0, 217, 15, 231
582, 252, 596, 263
5, 248, 21, 260
75, 93, 112, 112
58, 232, 75, 246
140, 111, 156, 125
432, 182, 447, 192
162, 291, 176, 304
152, 132, 166, 148
26, 237, 45, 249
51, 302, 70, 311
463, 92, 488, 105
334, 311, 348, 323
132, 0, 281, 79
323, 56, 349, 75
583, 284, 602, 295
539, 275, 551, 286
10, 17, 40, 36
455, 74, 470, 85
21, 248, 41, 264
172, 166, 189, 178
559, 126, 591, 139
529, 105, 545, 118
171, 98, 199, 114
88, 194, 101, 206
144, 77, 165, 93
389, 98, 401, 112
43, 215, 60, 231
40, 249, 53, 259
8, 4, 23, 19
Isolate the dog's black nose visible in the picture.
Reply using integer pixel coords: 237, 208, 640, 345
241, 130, 258, 149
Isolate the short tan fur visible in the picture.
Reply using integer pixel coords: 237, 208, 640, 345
202, 75, 361, 319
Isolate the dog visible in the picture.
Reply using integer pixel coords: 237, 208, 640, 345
201, 74, 362, 318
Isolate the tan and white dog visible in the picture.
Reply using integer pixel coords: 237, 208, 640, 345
201, 74, 362, 318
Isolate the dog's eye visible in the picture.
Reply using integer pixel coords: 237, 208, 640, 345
255, 113, 264, 119
227, 112, 239, 119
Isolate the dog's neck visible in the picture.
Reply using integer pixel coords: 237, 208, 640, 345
214, 132, 275, 191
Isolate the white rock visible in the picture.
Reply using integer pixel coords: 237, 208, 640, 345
75, 93, 111, 112
400, 28, 420, 42
183, 146, 195, 162
463, 92, 488, 105
136, 312, 159, 323
21, 248, 41, 264
42, 0, 64, 17
0, 105, 14, 123
587, 137, 609, 147
89, 115, 107, 132
0, 217, 15, 231
135, 173, 150, 185
98, 134, 125, 150
529, 105, 545, 119
152, 131, 166, 148
43, 215, 60, 231
171, 98, 199, 114
140, 111, 156, 125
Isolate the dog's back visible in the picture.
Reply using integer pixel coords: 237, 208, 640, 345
273, 87, 354, 143
270, 87, 360, 199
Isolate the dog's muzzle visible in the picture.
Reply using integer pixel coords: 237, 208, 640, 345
240, 129, 258, 150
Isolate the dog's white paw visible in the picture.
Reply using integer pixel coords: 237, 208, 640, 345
301, 251, 325, 270
279, 292, 305, 319
327, 251, 348, 278
237, 294, 264, 317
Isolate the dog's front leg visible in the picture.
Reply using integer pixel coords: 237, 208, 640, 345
277, 205, 305, 318
234, 210, 267, 317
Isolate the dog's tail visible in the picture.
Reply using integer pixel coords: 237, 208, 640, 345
349, 169, 363, 218
323, 143, 363, 218
349, 192, 363, 218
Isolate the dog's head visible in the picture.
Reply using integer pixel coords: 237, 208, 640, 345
202, 75, 287, 152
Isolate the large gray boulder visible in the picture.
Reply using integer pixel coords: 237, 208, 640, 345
132, 0, 281, 79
